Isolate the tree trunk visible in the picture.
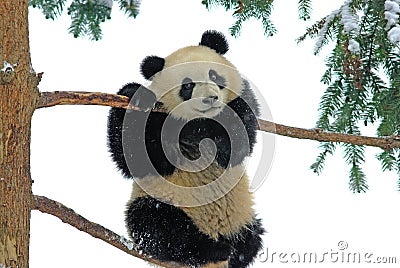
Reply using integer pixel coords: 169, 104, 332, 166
0, 1, 39, 267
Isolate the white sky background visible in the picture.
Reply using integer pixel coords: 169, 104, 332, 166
28, 1, 400, 267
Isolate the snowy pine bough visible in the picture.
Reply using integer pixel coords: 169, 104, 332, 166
298, 0, 400, 192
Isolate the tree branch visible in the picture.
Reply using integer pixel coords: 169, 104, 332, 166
257, 120, 400, 150
38, 91, 157, 111
31, 195, 180, 268
37, 91, 400, 150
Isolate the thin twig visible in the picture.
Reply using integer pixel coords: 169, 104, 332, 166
37, 91, 400, 150
32, 195, 179, 268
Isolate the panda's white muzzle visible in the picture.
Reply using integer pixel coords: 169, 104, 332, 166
192, 83, 224, 113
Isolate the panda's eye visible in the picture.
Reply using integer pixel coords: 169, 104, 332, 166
209, 69, 226, 89
182, 78, 195, 91
183, 83, 195, 91
180, 78, 195, 101
209, 70, 218, 82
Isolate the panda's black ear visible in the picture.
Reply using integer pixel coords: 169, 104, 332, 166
140, 56, 165, 80
199, 30, 229, 55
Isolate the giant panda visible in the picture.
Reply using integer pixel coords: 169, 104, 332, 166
107, 30, 264, 268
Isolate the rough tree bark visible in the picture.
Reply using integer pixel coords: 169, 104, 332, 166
0, 1, 40, 267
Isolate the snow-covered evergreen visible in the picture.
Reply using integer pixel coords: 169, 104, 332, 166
385, 0, 400, 43
341, 0, 359, 34
315, 0, 360, 53
314, 9, 340, 54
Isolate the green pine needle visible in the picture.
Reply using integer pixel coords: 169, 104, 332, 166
204, 0, 276, 38
29, 0, 67, 20
376, 150, 396, 172
349, 162, 368, 193
67, 0, 112, 41
118, 0, 141, 18
310, 142, 336, 174
298, 0, 312, 21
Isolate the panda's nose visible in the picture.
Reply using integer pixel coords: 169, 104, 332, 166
202, 95, 218, 105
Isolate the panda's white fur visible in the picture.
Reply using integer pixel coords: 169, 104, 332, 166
130, 164, 254, 240
149, 46, 242, 121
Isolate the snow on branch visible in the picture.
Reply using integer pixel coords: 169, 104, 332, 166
385, 0, 400, 43
313, 10, 340, 54
341, 0, 359, 35
314, 0, 360, 54
36, 91, 400, 150
31, 195, 179, 268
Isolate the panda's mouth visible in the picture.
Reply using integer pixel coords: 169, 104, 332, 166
195, 106, 223, 113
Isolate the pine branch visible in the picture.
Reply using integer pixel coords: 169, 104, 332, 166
67, 0, 112, 40
36, 91, 400, 150
117, 0, 141, 18
310, 141, 336, 174
203, 0, 276, 37
29, 0, 67, 19
32, 195, 180, 268
298, 0, 312, 21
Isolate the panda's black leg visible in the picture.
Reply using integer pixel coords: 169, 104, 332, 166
228, 218, 264, 268
125, 197, 232, 266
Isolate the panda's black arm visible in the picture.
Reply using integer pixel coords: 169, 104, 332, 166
107, 83, 176, 179
215, 80, 260, 168
230, 80, 260, 154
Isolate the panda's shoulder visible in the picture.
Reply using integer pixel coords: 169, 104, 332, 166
116, 82, 142, 97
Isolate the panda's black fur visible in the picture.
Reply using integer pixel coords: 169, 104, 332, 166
107, 30, 264, 268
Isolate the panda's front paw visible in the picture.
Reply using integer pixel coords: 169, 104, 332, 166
130, 86, 157, 111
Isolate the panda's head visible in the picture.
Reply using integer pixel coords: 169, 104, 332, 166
140, 30, 242, 121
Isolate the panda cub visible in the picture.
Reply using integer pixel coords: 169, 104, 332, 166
107, 30, 264, 268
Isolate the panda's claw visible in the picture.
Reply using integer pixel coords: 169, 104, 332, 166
132, 98, 140, 107
130, 86, 157, 111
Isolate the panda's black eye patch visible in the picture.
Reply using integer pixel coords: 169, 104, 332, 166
209, 69, 226, 89
180, 77, 195, 101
